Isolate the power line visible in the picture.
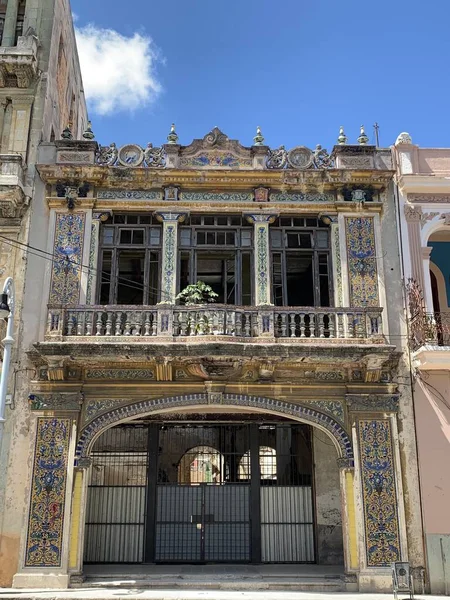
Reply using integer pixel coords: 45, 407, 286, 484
0, 234, 173, 301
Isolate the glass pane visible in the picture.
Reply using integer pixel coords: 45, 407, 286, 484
132, 230, 144, 244
217, 216, 228, 226
197, 231, 206, 244
293, 217, 304, 227
287, 233, 300, 248
119, 229, 132, 244
217, 232, 226, 245
280, 217, 291, 227
241, 230, 252, 247
117, 250, 145, 304
150, 227, 161, 246
204, 216, 214, 225
140, 215, 151, 224
114, 215, 126, 224
270, 229, 282, 249
99, 250, 112, 304
306, 218, 317, 227
299, 233, 312, 248
226, 232, 235, 245
102, 227, 114, 245
190, 215, 201, 225
180, 229, 191, 247
127, 215, 138, 224
316, 230, 329, 248
230, 216, 241, 226
206, 232, 215, 245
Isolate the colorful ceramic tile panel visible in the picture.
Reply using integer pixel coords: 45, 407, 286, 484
358, 419, 401, 567
25, 418, 71, 567
345, 217, 379, 307
255, 225, 269, 304
49, 213, 85, 304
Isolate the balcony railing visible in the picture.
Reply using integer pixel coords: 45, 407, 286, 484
410, 312, 450, 350
46, 305, 384, 342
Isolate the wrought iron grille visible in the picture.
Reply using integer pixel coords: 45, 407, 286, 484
84, 421, 315, 564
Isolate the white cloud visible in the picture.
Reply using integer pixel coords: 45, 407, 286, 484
75, 25, 162, 116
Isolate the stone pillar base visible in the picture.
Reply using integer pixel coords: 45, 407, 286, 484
357, 570, 392, 592
12, 572, 69, 589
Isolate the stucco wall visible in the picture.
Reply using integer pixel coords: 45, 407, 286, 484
313, 429, 343, 565
414, 374, 450, 593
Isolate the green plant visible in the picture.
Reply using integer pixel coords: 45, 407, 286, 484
175, 281, 219, 305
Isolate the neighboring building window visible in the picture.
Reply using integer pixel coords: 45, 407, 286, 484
0, 1, 6, 44
15, 0, 26, 44
98, 214, 161, 304
179, 214, 253, 305
270, 216, 332, 307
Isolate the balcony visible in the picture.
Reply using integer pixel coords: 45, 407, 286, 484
410, 312, 450, 370
46, 304, 384, 343
0, 34, 38, 88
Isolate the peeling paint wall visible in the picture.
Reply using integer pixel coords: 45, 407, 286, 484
313, 429, 343, 565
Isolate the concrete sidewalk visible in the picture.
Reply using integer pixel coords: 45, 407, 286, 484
0, 591, 438, 600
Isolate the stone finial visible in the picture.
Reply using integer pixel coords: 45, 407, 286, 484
395, 132, 413, 146
167, 123, 179, 144
357, 125, 369, 145
337, 126, 347, 145
61, 125, 73, 140
253, 126, 264, 146
82, 120, 95, 140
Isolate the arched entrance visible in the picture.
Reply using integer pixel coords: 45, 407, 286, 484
78, 395, 352, 568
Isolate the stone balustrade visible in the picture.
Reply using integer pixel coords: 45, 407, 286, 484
46, 304, 384, 342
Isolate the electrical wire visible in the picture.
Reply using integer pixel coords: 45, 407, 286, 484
0, 234, 174, 301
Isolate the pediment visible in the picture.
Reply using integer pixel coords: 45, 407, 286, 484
179, 127, 253, 169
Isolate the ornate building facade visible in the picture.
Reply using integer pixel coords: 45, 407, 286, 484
394, 133, 450, 594
0, 0, 87, 586
0, 123, 425, 591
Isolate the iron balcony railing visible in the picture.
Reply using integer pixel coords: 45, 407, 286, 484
410, 312, 450, 350
46, 304, 384, 342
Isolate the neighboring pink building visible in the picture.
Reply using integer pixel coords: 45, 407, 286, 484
394, 133, 450, 595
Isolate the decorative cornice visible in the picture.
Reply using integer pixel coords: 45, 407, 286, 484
345, 394, 399, 413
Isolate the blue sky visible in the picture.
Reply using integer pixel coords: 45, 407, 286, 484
72, 0, 450, 151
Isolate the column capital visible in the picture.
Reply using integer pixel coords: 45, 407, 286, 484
421, 246, 432, 259
92, 210, 111, 222
155, 211, 188, 223
404, 204, 422, 223
244, 212, 278, 224
75, 456, 93, 470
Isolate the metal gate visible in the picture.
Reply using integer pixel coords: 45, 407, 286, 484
84, 420, 315, 564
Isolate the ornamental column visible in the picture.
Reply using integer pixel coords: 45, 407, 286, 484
404, 205, 425, 293
155, 212, 187, 305
245, 213, 277, 305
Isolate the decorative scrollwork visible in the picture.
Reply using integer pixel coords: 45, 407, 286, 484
96, 143, 118, 166
144, 143, 166, 168
406, 278, 425, 320
266, 144, 333, 170
313, 144, 335, 168
266, 145, 287, 169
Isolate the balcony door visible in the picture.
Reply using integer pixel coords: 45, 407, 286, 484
179, 215, 252, 305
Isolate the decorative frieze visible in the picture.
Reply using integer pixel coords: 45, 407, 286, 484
49, 213, 85, 304
96, 189, 161, 200
345, 217, 379, 307
29, 393, 82, 411
25, 418, 71, 567
346, 394, 399, 412
270, 191, 335, 202
85, 368, 155, 380
358, 419, 401, 566
180, 191, 253, 202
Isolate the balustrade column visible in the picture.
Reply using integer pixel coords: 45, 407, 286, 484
155, 212, 187, 304
245, 213, 278, 306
